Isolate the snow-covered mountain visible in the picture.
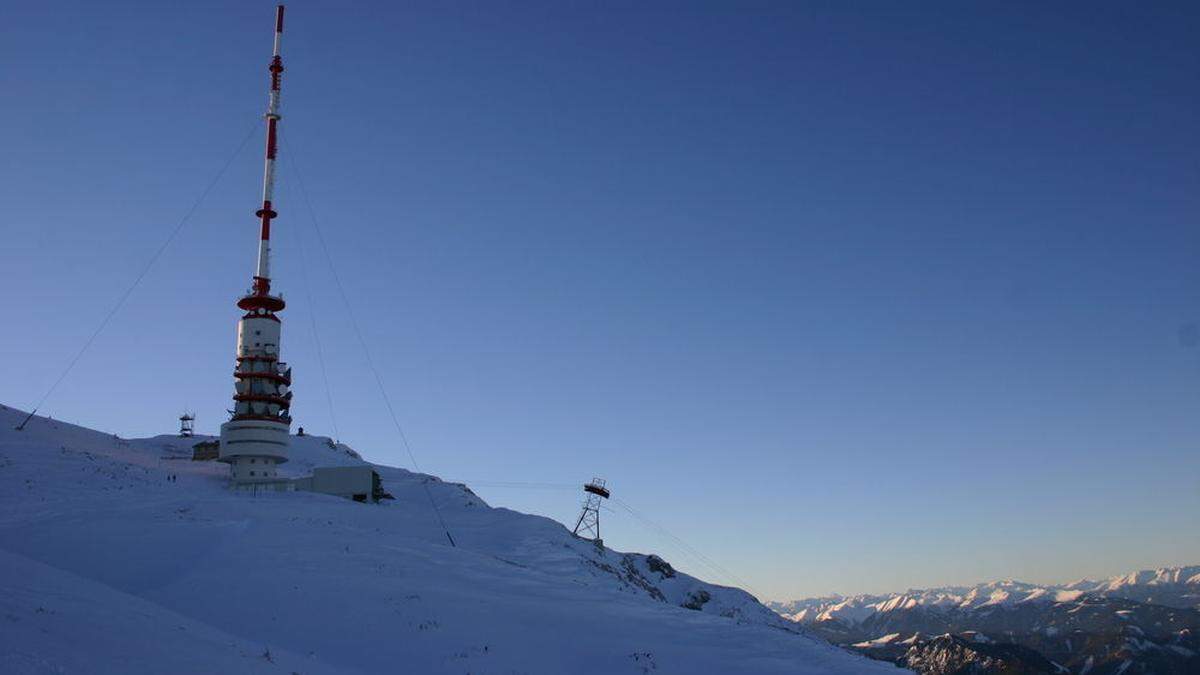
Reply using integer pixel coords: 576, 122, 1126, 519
769, 571, 1200, 674
0, 403, 891, 674
770, 568, 1200, 623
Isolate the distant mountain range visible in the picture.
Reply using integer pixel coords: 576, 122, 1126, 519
770, 566, 1200, 621
769, 566, 1200, 674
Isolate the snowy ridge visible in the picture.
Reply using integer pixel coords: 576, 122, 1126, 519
769, 569, 1200, 674
0, 404, 891, 674
771, 569, 1200, 625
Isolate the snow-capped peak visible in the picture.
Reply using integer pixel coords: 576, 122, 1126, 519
770, 565, 1200, 626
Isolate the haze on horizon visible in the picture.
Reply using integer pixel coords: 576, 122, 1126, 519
1, 1, 1198, 601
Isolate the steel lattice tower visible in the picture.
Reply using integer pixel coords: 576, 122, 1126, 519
178, 412, 195, 438
572, 478, 610, 542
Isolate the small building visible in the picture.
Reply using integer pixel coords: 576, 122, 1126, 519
295, 466, 389, 502
192, 440, 220, 461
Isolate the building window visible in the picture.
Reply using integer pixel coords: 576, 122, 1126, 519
250, 471, 256, 476
251, 458, 256, 463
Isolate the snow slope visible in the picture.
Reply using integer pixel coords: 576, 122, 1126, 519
0, 549, 339, 675
0, 404, 890, 674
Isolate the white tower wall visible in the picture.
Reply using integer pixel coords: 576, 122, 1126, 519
220, 418, 289, 473
219, 311, 291, 479
238, 315, 281, 357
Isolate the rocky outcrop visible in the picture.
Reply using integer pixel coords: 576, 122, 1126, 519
802, 594, 1200, 674
898, 634, 1059, 674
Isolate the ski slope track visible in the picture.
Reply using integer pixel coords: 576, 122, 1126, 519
0, 404, 889, 674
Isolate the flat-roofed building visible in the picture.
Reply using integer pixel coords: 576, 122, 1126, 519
191, 440, 220, 461
296, 466, 388, 502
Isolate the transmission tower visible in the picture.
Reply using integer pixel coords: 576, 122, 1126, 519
572, 477, 610, 542
178, 412, 195, 438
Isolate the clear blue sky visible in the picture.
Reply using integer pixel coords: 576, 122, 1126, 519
2, 1, 1198, 600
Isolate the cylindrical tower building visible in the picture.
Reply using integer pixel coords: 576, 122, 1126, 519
219, 5, 292, 484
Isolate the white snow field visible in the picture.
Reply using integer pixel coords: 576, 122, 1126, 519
0, 404, 891, 674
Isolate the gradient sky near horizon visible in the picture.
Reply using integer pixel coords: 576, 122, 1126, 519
2, 1, 1199, 601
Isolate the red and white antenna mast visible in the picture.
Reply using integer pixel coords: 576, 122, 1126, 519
254, 4, 285, 296
218, 5, 294, 487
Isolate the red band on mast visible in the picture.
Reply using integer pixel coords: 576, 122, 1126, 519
256, 200, 276, 240
265, 118, 278, 159
269, 56, 283, 91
